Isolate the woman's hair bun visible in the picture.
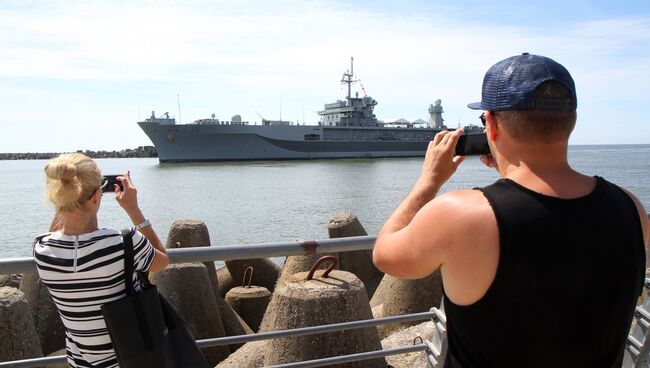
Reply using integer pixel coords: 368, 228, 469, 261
44, 153, 101, 212
45, 161, 78, 182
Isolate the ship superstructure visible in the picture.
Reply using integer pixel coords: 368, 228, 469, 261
318, 58, 380, 127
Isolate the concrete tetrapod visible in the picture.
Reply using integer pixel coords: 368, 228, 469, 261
224, 267, 271, 332
0, 274, 21, 288
277, 251, 338, 285
47, 348, 69, 368
370, 270, 443, 338
165, 220, 220, 302
19, 272, 66, 355
0, 287, 43, 362
328, 212, 384, 299
225, 257, 280, 293
166, 220, 253, 352
215, 295, 254, 353
151, 263, 230, 365
216, 266, 236, 298
214, 340, 266, 368
262, 257, 387, 367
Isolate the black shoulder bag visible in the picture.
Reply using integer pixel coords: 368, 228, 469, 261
101, 229, 210, 368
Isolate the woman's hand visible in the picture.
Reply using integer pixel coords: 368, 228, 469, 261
114, 171, 139, 215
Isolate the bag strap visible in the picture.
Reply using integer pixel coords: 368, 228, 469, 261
121, 229, 158, 350
121, 229, 136, 296
121, 229, 154, 296
31, 234, 49, 258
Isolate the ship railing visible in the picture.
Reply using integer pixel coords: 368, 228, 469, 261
0, 235, 447, 368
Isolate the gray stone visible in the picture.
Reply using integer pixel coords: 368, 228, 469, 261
216, 266, 236, 298
0, 274, 22, 288
381, 321, 437, 368
151, 263, 230, 365
278, 252, 339, 284
0, 287, 43, 362
328, 212, 383, 299
215, 293, 253, 353
166, 220, 220, 304
225, 258, 280, 293
370, 271, 443, 338
262, 270, 387, 367
19, 272, 66, 355
214, 340, 266, 368
225, 286, 271, 332
47, 348, 70, 368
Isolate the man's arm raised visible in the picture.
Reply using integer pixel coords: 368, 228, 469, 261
373, 129, 464, 278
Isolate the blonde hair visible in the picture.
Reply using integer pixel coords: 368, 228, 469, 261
44, 153, 102, 212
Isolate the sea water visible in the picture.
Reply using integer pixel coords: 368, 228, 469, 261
1, 144, 649, 259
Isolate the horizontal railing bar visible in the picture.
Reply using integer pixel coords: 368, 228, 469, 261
169, 235, 376, 264
265, 343, 428, 368
197, 311, 435, 347
4, 311, 433, 367
0, 354, 67, 368
0, 257, 34, 276
0, 235, 376, 275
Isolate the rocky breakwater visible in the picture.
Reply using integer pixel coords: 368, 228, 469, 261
0, 146, 157, 160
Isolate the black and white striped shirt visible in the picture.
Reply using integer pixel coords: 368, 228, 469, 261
34, 228, 155, 368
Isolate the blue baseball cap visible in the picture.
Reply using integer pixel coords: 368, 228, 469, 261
468, 53, 577, 111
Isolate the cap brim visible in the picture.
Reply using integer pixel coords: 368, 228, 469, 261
467, 102, 482, 110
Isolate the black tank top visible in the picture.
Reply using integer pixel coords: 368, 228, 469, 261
443, 176, 645, 368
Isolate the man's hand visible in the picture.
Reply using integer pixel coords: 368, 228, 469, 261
418, 129, 465, 190
480, 153, 499, 171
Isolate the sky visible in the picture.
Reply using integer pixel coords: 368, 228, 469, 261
0, 0, 649, 152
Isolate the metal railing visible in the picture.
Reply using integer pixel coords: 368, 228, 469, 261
0, 235, 446, 368
3, 213, 647, 367
0, 235, 377, 275
0, 310, 445, 368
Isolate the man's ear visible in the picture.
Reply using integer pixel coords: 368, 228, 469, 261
486, 111, 499, 141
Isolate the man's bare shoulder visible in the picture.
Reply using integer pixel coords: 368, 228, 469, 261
413, 188, 495, 243
428, 189, 493, 219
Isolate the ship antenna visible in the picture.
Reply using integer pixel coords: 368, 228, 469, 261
341, 56, 359, 105
177, 94, 182, 124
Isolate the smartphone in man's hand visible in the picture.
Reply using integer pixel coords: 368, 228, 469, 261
455, 133, 490, 156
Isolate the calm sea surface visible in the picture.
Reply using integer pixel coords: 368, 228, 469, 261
1, 144, 649, 259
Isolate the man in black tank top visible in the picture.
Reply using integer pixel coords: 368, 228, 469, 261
373, 53, 649, 368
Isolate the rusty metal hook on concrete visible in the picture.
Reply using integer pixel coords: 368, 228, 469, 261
413, 336, 423, 345
306, 256, 338, 280
242, 266, 254, 288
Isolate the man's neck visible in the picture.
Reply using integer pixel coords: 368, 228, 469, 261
495, 141, 595, 199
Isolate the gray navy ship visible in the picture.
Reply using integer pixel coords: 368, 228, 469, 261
138, 58, 479, 162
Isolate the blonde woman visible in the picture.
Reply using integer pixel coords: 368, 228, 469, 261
34, 153, 169, 368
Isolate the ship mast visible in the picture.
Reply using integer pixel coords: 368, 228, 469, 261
341, 57, 358, 105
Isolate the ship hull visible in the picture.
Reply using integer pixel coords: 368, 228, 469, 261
138, 122, 442, 162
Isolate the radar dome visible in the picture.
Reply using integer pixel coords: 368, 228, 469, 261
231, 114, 242, 123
